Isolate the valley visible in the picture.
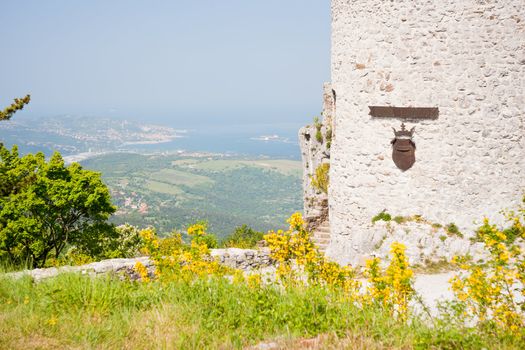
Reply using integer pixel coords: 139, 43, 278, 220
81, 153, 303, 238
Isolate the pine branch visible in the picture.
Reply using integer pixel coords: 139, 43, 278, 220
0, 94, 31, 121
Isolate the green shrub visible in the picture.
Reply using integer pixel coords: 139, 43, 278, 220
193, 234, 218, 249
183, 220, 219, 249
222, 225, 264, 248
474, 211, 523, 244
0, 146, 116, 268
372, 211, 392, 223
393, 216, 407, 224
315, 129, 323, 143
313, 116, 323, 143
84, 223, 144, 259
158, 231, 185, 255
446, 223, 463, 238
325, 128, 332, 149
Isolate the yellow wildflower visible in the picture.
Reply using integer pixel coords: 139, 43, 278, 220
187, 223, 206, 236
47, 316, 58, 326
287, 212, 304, 230
134, 261, 150, 282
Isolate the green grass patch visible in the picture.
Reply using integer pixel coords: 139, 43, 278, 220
1, 274, 522, 349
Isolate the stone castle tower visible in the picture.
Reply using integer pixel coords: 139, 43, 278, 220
300, 0, 524, 265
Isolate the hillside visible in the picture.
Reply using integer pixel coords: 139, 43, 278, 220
81, 153, 302, 238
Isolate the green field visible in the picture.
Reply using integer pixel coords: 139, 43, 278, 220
145, 180, 186, 196
81, 153, 303, 238
149, 169, 214, 187
186, 159, 302, 177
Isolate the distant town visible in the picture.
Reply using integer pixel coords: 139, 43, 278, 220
0, 115, 299, 160
0, 115, 184, 156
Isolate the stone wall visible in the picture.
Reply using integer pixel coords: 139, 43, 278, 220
362, 219, 490, 267
298, 83, 334, 230
299, 83, 335, 250
5, 248, 274, 282
328, 0, 525, 265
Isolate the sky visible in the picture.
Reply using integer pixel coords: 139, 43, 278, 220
0, 0, 330, 127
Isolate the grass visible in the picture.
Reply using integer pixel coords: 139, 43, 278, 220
0, 259, 32, 273
1, 273, 523, 349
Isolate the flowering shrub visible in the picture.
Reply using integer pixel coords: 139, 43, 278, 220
134, 261, 150, 282
310, 164, 330, 194
449, 198, 525, 335
364, 242, 414, 320
264, 213, 360, 297
131, 197, 525, 340
187, 223, 206, 236
264, 213, 415, 311
135, 224, 229, 282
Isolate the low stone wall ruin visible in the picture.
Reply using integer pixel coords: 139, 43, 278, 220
4, 248, 274, 282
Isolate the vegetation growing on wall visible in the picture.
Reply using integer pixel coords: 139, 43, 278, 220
445, 223, 463, 238
311, 163, 329, 194
372, 211, 392, 223
313, 116, 323, 143
325, 127, 332, 149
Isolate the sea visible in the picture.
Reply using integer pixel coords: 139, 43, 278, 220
114, 123, 302, 159
0, 118, 303, 160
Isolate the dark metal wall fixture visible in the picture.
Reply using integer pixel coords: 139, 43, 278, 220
391, 123, 416, 171
368, 106, 439, 171
368, 106, 439, 120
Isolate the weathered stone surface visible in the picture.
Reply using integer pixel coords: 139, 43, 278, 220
5, 257, 153, 282
327, 0, 525, 265
299, 83, 334, 251
361, 220, 490, 267
4, 249, 274, 282
210, 248, 273, 270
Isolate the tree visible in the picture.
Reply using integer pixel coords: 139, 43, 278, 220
0, 146, 116, 267
0, 95, 31, 121
222, 224, 264, 248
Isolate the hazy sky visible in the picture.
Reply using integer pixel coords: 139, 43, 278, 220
1, 1, 330, 127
